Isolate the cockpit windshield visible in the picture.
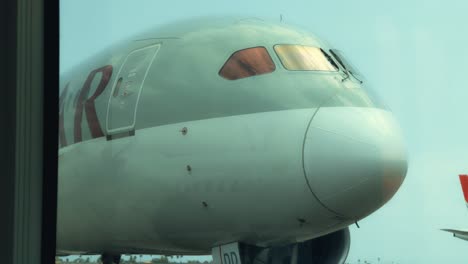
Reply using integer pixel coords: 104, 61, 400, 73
273, 45, 338, 71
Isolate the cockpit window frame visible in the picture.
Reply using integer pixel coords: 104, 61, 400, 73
273, 44, 339, 72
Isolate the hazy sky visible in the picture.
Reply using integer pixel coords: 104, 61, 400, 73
60, 0, 468, 263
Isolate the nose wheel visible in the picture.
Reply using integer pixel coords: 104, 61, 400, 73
101, 253, 121, 264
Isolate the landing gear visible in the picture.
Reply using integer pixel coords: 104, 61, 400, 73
101, 253, 121, 264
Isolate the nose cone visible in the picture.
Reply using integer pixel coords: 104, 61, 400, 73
303, 107, 407, 219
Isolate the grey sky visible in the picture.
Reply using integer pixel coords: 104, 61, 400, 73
60, 0, 468, 263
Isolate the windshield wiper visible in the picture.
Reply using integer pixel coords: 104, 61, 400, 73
329, 49, 363, 84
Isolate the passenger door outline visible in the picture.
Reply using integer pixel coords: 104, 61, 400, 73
106, 43, 161, 136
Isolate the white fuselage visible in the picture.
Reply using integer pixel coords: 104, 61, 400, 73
58, 109, 350, 254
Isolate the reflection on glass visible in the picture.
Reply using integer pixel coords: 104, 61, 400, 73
274, 45, 338, 71
219, 46, 276, 80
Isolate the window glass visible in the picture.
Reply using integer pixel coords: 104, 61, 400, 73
59, 3, 468, 263
274, 45, 338, 71
219, 47, 275, 80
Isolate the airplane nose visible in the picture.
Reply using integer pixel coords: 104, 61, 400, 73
303, 107, 407, 219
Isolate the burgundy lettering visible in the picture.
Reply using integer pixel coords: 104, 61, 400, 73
73, 65, 113, 143
59, 83, 70, 147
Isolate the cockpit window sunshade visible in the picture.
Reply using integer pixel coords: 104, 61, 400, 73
219, 47, 276, 80
274, 45, 338, 71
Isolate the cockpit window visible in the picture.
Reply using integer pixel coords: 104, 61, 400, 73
219, 47, 276, 80
273, 45, 338, 71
